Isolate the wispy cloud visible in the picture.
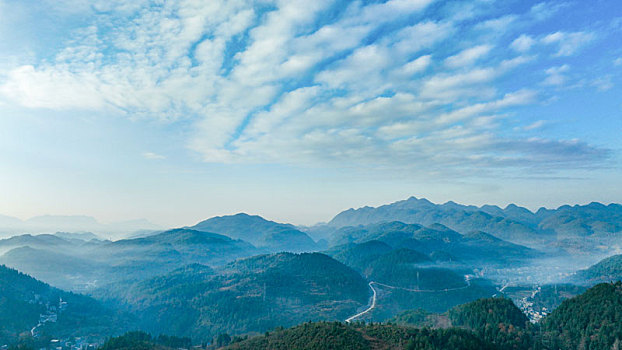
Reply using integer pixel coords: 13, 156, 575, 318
444, 45, 492, 68
541, 31, 595, 56
529, 2, 569, 22
143, 152, 166, 160
524, 120, 547, 131
543, 64, 570, 86
511, 34, 535, 53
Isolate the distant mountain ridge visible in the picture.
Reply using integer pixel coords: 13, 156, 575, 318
328, 197, 622, 246
0, 214, 161, 238
190, 213, 318, 252
0, 228, 262, 291
328, 221, 538, 264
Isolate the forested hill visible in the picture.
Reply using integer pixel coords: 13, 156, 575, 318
96, 252, 368, 340
222, 283, 622, 350
0, 265, 126, 345
224, 322, 496, 350
540, 281, 622, 350
448, 298, 532, 350
6, 279, 622, 349
574, 254, 622, 284
327, 221, 537, 264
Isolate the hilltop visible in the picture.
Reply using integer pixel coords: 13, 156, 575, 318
191, 213, 318, 252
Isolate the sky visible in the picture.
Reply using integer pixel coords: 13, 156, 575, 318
0, 0, 621, 227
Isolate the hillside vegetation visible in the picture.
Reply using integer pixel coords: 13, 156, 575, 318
575, 254, 622, 284
0, 265, 126, 345
99, 253, 368, 341
539, 281, 622, 350
224, 322, 497, 350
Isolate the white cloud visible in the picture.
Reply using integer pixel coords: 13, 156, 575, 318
315, 44, 392, 89
524, 120, 546, 131
143, 152, 166, 160
511, 34, 535, 52
444, 45, 492, 68
530, 2, 567, 21
541, 31, 595, 56
475, 15, 518, 33
543, 64, 570, 86
591, 76, 613, 91
386, 20, 454, 57
435, 90, 536, 125
420, 67, 498, 101
399, 55, 432, 75
0, 65, 106, 109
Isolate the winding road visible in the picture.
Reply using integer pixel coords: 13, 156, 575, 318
31, 323, 41, 337
345, 282, 378, 323
345, 276, 472, 323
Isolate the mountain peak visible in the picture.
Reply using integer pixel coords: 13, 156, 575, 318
190, 213, 316, 252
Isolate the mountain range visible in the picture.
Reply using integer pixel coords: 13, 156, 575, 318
0, 214, 161, 238
2, 196, 622, 349
325, 197, 622, 248
0, 228, 262, 291
327, 221, 538, 265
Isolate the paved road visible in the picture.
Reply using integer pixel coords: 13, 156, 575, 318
31, 323, 41, 337
346, 282, 378, 323
345, 277, 472, 323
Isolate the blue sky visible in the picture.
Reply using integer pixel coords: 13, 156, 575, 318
0, 0, 621, 226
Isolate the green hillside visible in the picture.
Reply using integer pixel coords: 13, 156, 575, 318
0, 265, 127, 346
224, 322, 497, 350
100, 253, 368, 341
539, 282, 622, 350
575, 254, 622, 284
448, 298, 532, 350
329, 221, 536, 265
325, 240, 394, 271
99, 331, 190, 350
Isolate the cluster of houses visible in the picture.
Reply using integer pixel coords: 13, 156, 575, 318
19, 297, 100, 350
42, 337, 100, 350
30, 297, 66, 337
515, 286, 549, 323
